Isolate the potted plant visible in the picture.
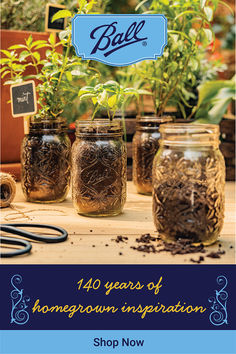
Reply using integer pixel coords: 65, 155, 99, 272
0, 0, 64, 172
134, 0, 232, 117
0, 1, 99, 202
0, 0, 104, 176
129, 0, 232, 194
71, 80, 139, 217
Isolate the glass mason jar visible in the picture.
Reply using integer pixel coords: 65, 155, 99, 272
132, 116, 172, 195
21, 117, 71, 203
72, 120, 127, 217
152, 124, 225, 245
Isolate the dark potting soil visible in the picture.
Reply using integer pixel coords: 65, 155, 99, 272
131, 244, 157, 253
111, 233, 227, 262
133, 135, 160, 194
152, 154, 225, 245
136, 233, 160, 243
190, 256, 205, 264
21, 134, 71, 202
206, 250, 226, 258
72, 134, 126, 215
158, 239, 206, 255
112, 235, 129, 243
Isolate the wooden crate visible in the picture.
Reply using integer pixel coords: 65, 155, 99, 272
220, 118, 235, 181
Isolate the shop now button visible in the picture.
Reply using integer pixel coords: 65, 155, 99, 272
93, 337, 145, 348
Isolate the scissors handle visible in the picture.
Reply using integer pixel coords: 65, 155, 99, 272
0, 236, 32, 258
0, 223, 68, 243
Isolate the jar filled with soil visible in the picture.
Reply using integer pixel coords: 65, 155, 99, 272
21, 117, 71, 203
72, 120, 127, 217
132, 116, 172, 195
152, 124, 225, 245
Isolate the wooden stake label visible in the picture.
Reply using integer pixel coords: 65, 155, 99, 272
10, 81, 37, 118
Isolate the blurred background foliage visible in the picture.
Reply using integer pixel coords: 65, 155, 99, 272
0, 0, 235, 123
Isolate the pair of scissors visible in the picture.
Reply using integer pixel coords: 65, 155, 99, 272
0, 223, 68, 258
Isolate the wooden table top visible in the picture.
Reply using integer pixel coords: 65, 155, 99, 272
0, 182, 235, 265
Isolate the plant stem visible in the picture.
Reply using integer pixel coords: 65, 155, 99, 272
158, 22, 203, 117
56, 33, 71, 90
87, 61, 101, 78
29, 50, 39, 74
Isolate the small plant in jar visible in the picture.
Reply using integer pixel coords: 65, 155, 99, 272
71, 81, 139, 216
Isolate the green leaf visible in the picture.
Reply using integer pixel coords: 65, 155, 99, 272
52, 10, 72, 22
108, 94, 117, 108
97, 90, 108, 105
171, 61, 178, 72
59, 30, 69, 41
204, 7, 213, 21
49, 33, 56, 46
26, 35, 33, 48
203, 28, 213, 43
4, 78, 22, 85
163, 72, 168, 80
94, 84, 102, 91
79, 93, 96, 100
65, 72, 72, 81
160, 0, 169, 5
136, 89, 152, 95
197, 80, 234, 107
189, 58, 198, 71
0, 58, 10, 64
34, 44, 50, 50
32, 52, 40, 62
71, 69, 87, 77
103, 80, 120, 90
0, 67, 7, 73
19, 51, 30, 62
168, 30, 192, 44
189, 29, 197, 39
0, 49, 13, 58
8, 44, 26, 50
1, 70, 10, 78
92, 97, 97, 105
86, 0, 97, 12
200, 0, 207, 8
31, 40, 47, 48
79, 86, 94, 96
195, 78, 236, 124
123, 88, 137, 94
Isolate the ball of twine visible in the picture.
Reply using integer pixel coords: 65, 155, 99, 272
0, 173, 16, 208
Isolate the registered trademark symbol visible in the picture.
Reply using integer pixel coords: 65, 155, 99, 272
142, 41, 147, 47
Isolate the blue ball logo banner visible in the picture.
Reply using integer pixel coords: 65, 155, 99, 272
72, 14, 167, 66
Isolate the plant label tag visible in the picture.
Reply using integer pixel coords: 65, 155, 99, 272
10, 81, 37, 118
72, 14, 167, 67
45, 3, 66, 32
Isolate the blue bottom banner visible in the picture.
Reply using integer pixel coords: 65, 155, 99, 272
0, 265, 236, 354
0, 265, 235, 330
0, 330, 236, 354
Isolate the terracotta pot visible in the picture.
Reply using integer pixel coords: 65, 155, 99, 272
0, 30, 62, 180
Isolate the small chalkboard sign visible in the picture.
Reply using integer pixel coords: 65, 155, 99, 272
45, 3, 66, 32
10, 81, 37, 118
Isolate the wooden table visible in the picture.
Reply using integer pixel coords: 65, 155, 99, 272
1, 182, 235, 264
